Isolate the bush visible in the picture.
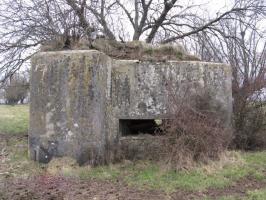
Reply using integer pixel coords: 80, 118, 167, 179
160, 85, 232, 169
3, 73, 29, 105
233, 102, 266, 150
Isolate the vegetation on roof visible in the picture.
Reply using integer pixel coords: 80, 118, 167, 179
41, 38, 200, 61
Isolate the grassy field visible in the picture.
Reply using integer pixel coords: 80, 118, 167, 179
0, 104, 29, 134
0, 105, 265, 200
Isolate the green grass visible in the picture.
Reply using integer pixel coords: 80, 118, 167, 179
71, 152, 266, 194
243, 151, 266, 168
78, 165, 121, 180
0, 105, 29, 134
73, 151, 266, 193
123, 164, 230, 192
246, 189, 266, 200
64, 160, 231, 192
218, 189, 266, 200
72, 151, 266, 193
218, 197, 239, 200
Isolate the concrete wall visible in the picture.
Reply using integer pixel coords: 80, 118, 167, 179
112, 60, 232, 118
111, 61, 232, 153
29, 50, 232, 164
29, 50, 112, 165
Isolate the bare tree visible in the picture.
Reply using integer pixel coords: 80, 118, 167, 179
187, 7, 266, 149
0, 0, 95, 84
87, 0, 265, 43
0, 0, 265, 84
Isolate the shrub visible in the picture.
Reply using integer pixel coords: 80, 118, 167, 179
3, 73, 29, 105
233, 101, 266, 150
160, 84, 232, 169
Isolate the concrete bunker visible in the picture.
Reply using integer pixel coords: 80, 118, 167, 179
29, 50, 232, 165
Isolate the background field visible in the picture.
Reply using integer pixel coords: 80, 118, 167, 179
0, 105, 265, 200
0, 105, 29, 134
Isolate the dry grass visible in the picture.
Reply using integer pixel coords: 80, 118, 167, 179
41, 38, 200, 61
199, 151, 244, 174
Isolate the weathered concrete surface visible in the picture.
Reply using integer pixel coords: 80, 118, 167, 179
120, 135, 165, 161
29, 50, 112, 165
111, 60, 232, 160
29, 50, 232, 164
111, 60, 232, 119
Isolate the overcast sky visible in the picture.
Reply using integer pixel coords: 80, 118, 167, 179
0, 0, 265, 75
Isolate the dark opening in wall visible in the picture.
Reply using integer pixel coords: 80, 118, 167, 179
119, 119, 162, 136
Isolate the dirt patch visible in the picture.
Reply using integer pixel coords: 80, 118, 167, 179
1, 174, 265, 200
0, 175, 168, 200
